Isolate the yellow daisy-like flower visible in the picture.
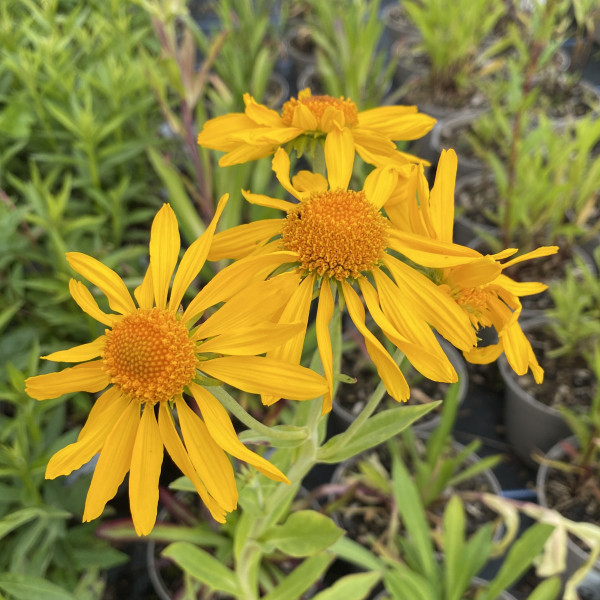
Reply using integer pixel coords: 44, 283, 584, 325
196, 88, 436, 169
390, 149, 559, 383
25, 201, 328, 536
207, 144, 478, 413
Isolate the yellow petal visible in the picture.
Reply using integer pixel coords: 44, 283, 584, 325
46, 387, 124, 479
169, 194, 228, 312
182, 251, 297, 323
324, 127, 354, 191
175, 397, 238, 512
200, 356, 328, 400
316, 279, 335, 414
149, 204, 180, 310
387, 229, 481, 267
429, 149, 457, 243
197, 112, 259, 151
292, 170, 328, 193
42, 336, 105, 363
502, 321, 544, 383
445, 257, 503, 289
190, 383, 289, 483
26, 361, 110, 400
493, 274, 548, 296
219, 143, 277, 167
363, 166, 399, 209
194, 274, 299, 340
198, 323, 303, 355
241, 189, 296, 212
129, 405, 164, 535
243, 94, 284, 127
352, 128, 400, 160
463, 343, 503, 365
272, 148, 304, 200
357, 106, 436, 140
341, 281, 409, 401
158, 403, 227, 523
241, 127, 303, 145
291, 102, 318, 130
501, 246, 559, 269
66, 253, 136, 315
83, 400, 140, 523
69, 279, 117, 327
207, 219, 283, 261
134, 267, 154, 309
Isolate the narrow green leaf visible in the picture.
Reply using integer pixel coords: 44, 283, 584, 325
384, 569, 433, 600
443, 495, 465, 600
0, 574, 76, 600
328, 537, 384, 572
262, 553, 334, 600
162, 542, 242, 596
261, 510, 343, 557
0, 507, 70, 541
526, 576, 561, 600
311, 571, 381, 600
318, 403, 440, 463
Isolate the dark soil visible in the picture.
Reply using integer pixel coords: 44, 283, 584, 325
454, 174, 500, 231
539, 76, 600, 119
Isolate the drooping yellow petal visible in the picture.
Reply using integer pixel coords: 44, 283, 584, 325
129, 404, 164, 536
501, 246, 559, 269
291, 102, 318, 130
207, 219, 283, 261
46, 386, 124, 479
241, 190, 297, 212
69, 279, 117, 327
292, 170, 328, 193
42, 336, 105, 363
149, 204, 180, 310
272, 148, 305, 201
357, 106, 436, 140
341, 280, 409, 401
502, 321, 544, 383
363, 165, 399, 209
492, 274, 548, 297
429, 149, 457, 243
444, 257, 503, 289
198, 323, 303, 355
219, 143, 278, 167
182, 251, 297, 323
158, 403, 226, 523
194, 274, 299, 340
387, 229, 481, 267
243, 93, 284, 127
324, 126, 354, 191
197, 112, 260, 151
134, 267, 154, 310
463, 343, 504, 365
352, 129, 402, 164
26, 361, 110, 400
316, 279, 335, 414
200, 356, 328, 401
169, 194, 228, 312
83, 399, 140, 523
190, 383, 289, 483
175, 397, 238, 512
66, 253, 136, 315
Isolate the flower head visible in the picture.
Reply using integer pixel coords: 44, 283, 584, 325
390, 149, 558, 383
207, 148, 478, 413
25, 201, 328, 535
196, 88, 436, 170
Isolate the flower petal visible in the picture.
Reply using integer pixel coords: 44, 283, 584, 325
197, 112, 259, 151
493, 274, 548, 297
190, 383, 289, 483
83, 399, 140, 523
272, 148, 305, 200
219, 143, 277, 167
363, 165, 399, 209
444, 257, 503, 289
129, 405, 164, 535
46, 386, 124, 479
463, 343, 504, 365
502, 321, 544, 383
316, 279, 335, 414
291, 102, 318, 130
501, 246, 559, 269
341, 281, 409, 401
241, 190, 296, 212
200, 356, 328, 400
357, 106, 436, 140
150, 204, 180, 309
325, 127, 354, 191
69, 279, 118, 327
207, 218, 283, 261
134, 267, 154, 309
182, 251, 297, 323
66, 253, 136, 315
429, 149, 457, 243
169, 194, 228, 312
42, 336, 106, 363
26, 361, 110, 400
158, 403, 227, 523
243, 93, 284, 127
292, 171, 328, 193
175, 397, 238, 512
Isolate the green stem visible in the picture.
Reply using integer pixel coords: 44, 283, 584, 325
210, 386, 307, 442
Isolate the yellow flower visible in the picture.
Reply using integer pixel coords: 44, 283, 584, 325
196, 88, 436, 169
207, 146, 478, 413
390, 149, 559, 383
25, 201, 328, 536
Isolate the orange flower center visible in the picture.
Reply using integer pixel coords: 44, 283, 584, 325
280, 89, 359, 129
102, 308, 197, 404
281, 189, 388, 280
455, 286, 494, 328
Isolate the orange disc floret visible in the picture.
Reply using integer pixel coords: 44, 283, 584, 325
280, 88, 359, 129
102, 308, 197, 404
454, 285, 495, 328
282, 189, 389, 280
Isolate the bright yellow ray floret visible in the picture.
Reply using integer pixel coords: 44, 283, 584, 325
196, 88, 436, 171
25, 201, 328, 536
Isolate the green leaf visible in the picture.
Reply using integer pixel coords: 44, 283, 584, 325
328, 537, 384, 572
262, 553, 334, 600
0, 507, 70, 541
443, 495, 466, 600
261, 510, 343, 557
383, 569, 433, 600
0, 574, 76, 600
527, 576, 561, 600
317, 403, 440, 463
311, 571, 381, 600
162, 542, 242, 597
